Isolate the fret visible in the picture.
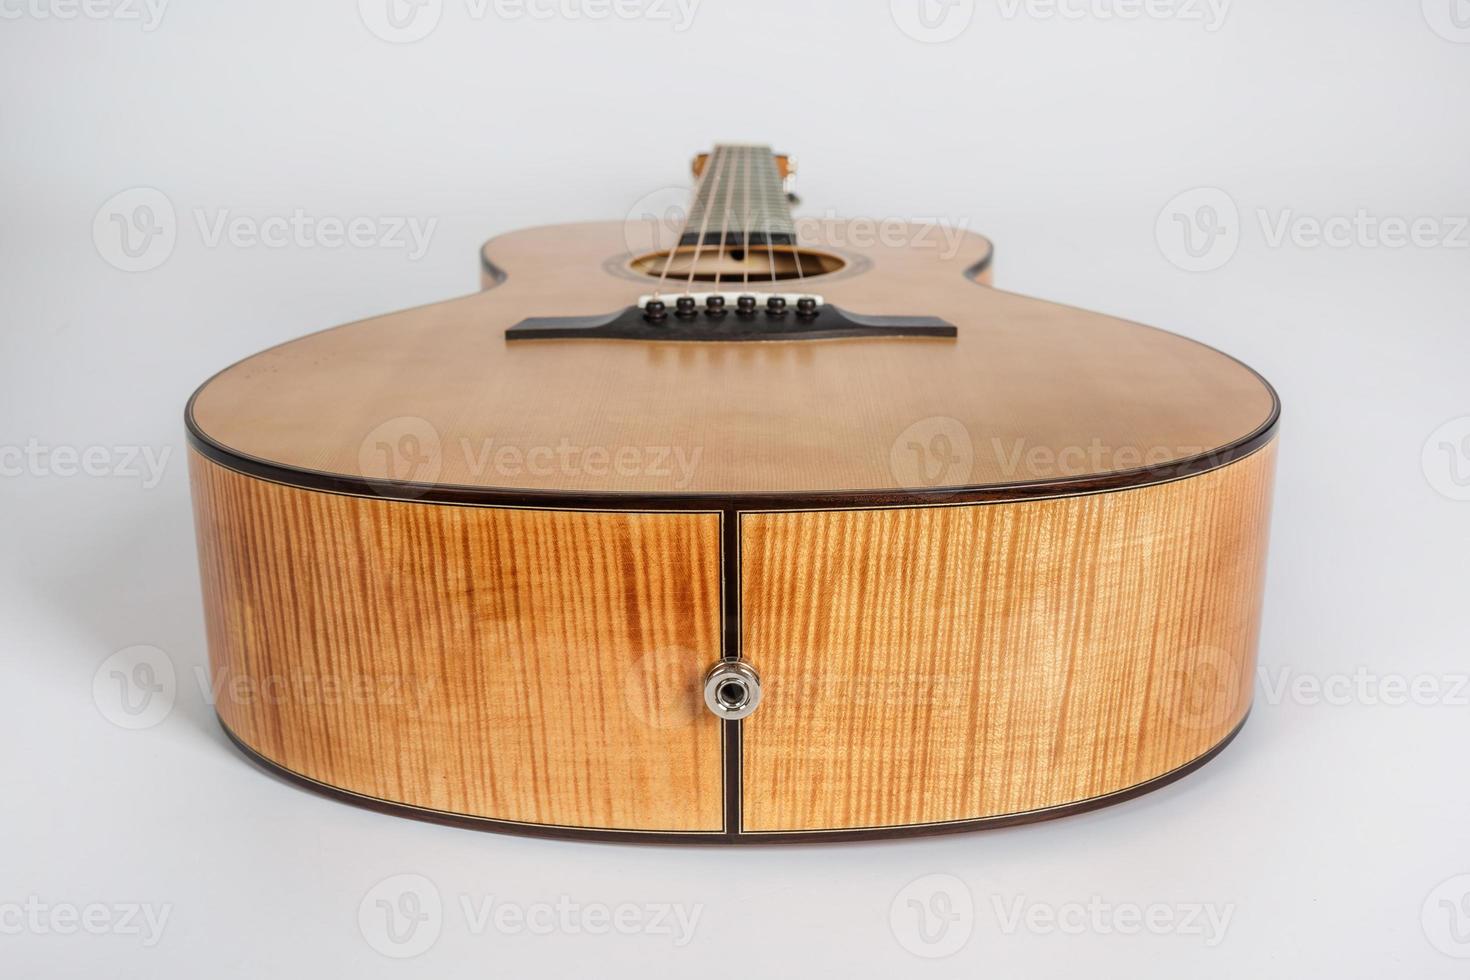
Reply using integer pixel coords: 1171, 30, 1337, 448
679, 144, 796, 247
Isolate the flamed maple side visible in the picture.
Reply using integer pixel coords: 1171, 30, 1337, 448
186, 147, 1279, 841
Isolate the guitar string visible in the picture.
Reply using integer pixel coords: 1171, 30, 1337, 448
742, 144, 753, 291
654, 149, 716, 297
765, 148, 781, 291
712, 143, 743, 297
785, 150, 806, 288
681, 146, 730, 297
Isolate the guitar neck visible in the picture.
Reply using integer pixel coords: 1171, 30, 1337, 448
679, 144, 796, 247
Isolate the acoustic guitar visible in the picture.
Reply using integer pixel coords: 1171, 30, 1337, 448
187, 144, 1278, 842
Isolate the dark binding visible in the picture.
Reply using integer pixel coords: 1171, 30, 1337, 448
505, 304, 957, 342
217, 711, 1250, 845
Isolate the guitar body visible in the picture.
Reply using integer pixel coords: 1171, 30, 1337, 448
188, 152, 1278, 842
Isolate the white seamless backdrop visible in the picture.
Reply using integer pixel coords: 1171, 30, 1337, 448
2, 2, 1467, 977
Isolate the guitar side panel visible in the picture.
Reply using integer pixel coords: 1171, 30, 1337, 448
739, 442, 1276, 833
188, 452, 726, 834
189, 444, 1274, 840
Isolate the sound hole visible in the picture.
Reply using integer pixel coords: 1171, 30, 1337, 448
629, 245, 845, 282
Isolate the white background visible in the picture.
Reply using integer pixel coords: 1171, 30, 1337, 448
3, 1, 1469, 976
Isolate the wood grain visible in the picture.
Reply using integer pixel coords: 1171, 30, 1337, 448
188, 220, 1274, 495
190, 452, 725, 832
738, 443, 1276, 832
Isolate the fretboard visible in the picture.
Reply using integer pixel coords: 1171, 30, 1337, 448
679, 144, 795, 247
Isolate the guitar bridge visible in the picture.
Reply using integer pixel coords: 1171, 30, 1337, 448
507, 293, 956, 342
